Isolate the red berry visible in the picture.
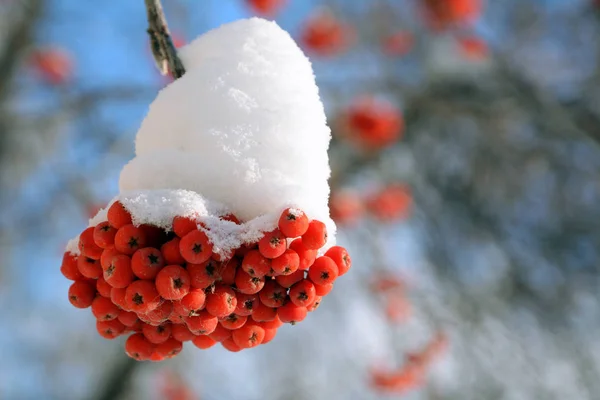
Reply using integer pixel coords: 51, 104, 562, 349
61, 253, 84, 281
100, 247, 120, 271
301, 220, 328, 250
78, 227, 103, 259
262, 328, 278, 344
221, 337, 242, 352
234, 293, 258, 316
232, 322, 265, 349
234, 269, 265, 295
220, 314, 247, 330
278, 302, 307, 324
271, 249, 299, 275
259, 280, 287, 308
307, 295, 322, 312
275, 269, 305, 288
115, 225, 147, 255
187, 259, 221, 289
258, 229, 287, 259
192, 335, 217, 349
179, 288, 206, 315
95, 276, 112, 298
125, 333, 154, 361
171, 324, 197, 342
155, 265, 191, 300
142, 322, 172, 344
173, 215, 198, 238
91, 296, 120, 321
313, 281, 334, 296
208, 323, 232, 342
68, 281, 96, 308
96, 319, 125, 339
103, 254, 134, 288
250, 301, 277, 322
125, 280, 160, 313
117, 311, 139, 327
205, 285, 237, 318
308, 256, 338, 285
153, 337, 182, 359
93, 222, 117, 249
289, 238, 317, 270
141, 301, 174, 326
179, 230, 213, 264
77, 256, 102, 279
289, 279, 316, 307
324, 246, 351, 276
110, 287, 129, 310
161, 237, 186, 265
185, 310, 218, 335
131, 247, 164, 280
278, 208, 309, 238
257, 315, 283, 330
219, 258, 239, 285
241, 250, 271, 278
107, 201, 133, 229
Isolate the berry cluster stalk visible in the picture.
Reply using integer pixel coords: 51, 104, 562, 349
145, 0, 186, 79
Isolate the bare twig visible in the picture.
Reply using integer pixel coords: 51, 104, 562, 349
145, 0, 186, 79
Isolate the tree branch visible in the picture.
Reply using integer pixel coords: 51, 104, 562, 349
145, 0, 186, 79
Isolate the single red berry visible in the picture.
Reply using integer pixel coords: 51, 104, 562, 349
313, 281, 334, 296
61, 253, 84, 281
220, 314, 247, 330
77, 256, 102, 279
141, 301, 174, 326
275, 269, 305, 288
96, 319, 125, 339
219, 258, 239, 285
262, 328, 278, 344
192, 335, 217, 349
125, 333, 155, 361
205, 285, 237, 318
117, 311, 139, 327
173, 215, 198, 238
100, 247, 120, 271
155, 338, 183, 359
232, 322, 265, 349
208, 323, 233, 342
161, 237, 186, 265
234, 293, 258, 316
307, 295, 322, 311
179, 288, 206, 315
142, 322, 172, 344
95, 276, 113, 298
171, 324, 197, 342
241, 250, 271, 278
68, 281, 96, 308
91, 296, 121, 321
258, 229, 287, 259
131, 247, 165, 279
221, 337, 242, 352
308, 256, 339, 285
271, 249, 300, 275
289, 279, 316, 307
324, 246, 351, 276
250, 301, 277, 322
125, 280, 160, 313
259, 280, 287, 308
155, 265, 191, 300
235, 269, 265, 295
104, 254, 134, 288
179, 230, 213, 264
257, 315, 283, 330
185, 310, 218, 335
301, 220, 328, 250
278, 302, 307, 324
107, 201, 133, 229
115, 225, 147, 255
289, 238, 317, 270
93, 222, 117, 249
110, 287, 129, 310
187, 259, 221, 289
278, 208, 309, 238
79, 227, 103, 260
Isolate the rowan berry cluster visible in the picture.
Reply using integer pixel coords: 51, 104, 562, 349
61, 202, 351, 361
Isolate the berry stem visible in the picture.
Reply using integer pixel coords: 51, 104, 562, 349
144, 0, 186, 78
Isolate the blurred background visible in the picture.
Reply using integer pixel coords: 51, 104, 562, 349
2, 0, 600, 399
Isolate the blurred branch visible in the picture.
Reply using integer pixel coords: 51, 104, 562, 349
90, 357, 138, 400
145, 0, 186, 78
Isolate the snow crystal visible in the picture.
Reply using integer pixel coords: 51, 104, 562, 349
69, 18, 336, 255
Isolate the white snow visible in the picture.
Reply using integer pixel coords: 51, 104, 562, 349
68, 18, 336, 256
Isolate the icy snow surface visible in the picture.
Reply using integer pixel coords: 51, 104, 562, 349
69, 18, 335, 255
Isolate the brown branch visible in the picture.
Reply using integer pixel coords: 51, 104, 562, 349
145, 0, 186, 79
